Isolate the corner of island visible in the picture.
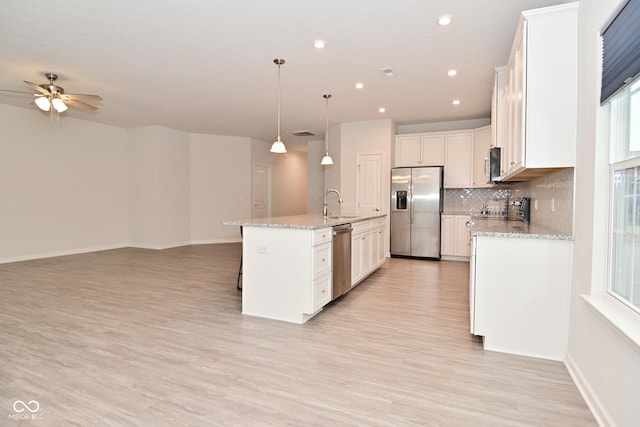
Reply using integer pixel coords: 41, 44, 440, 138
223, 213, 387, 324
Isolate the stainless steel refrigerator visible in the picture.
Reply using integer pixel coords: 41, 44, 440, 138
390, 167, 443, 259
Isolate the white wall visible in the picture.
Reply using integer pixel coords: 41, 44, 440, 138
128, 126, 191, 249
568, 1, 640, 426
0, 104, 128, 262
190, 133, 252, 243
338, 119, 394, 215
271, 148, 308, 217
307, 139, 325, 214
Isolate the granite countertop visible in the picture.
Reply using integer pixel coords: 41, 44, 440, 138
469, 217, 573, 240
222, 213, 386, 230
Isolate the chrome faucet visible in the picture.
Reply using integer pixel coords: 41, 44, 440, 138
323, 188, 343, 218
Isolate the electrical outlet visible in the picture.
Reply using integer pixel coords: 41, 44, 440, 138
551, 197, 555, 213
257, 244, 269, 254
534, 200, 539, 211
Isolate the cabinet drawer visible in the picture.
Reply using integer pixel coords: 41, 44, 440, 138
313, 227, 332, 245
351, 220, 371, 235
311, 273, 332, 312
371, 218, 385, 229
313, 242, 331, 278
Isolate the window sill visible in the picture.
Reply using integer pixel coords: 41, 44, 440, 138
582, 294, 640, 354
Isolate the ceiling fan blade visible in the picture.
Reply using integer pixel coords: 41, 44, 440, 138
64, 98, 98, 111
24, 80, 50, 96
0, 88, 36, 97
61, 93, 103, 102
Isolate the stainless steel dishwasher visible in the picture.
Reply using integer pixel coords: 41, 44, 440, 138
332, 224, 352, 300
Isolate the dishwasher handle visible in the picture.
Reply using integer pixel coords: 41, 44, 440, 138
332, 224, 353, 235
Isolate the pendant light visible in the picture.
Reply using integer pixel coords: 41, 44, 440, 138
270, 58, 287, 153
320, 94, 334, 165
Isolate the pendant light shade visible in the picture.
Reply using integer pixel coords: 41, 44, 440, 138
270, 59, 287, 154
321, 94, 334, 165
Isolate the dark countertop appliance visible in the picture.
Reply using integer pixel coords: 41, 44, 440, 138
509, 197, 531, 222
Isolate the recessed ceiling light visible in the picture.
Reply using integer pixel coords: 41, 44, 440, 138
438, 15, 452, 26
452, 99, 461, 105
314, 40, 326, 49
378, 107, 386, 113
355, 82, 364, 89
447, 69, 457, 77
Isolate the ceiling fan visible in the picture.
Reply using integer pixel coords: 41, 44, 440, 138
0, 72, 102, 113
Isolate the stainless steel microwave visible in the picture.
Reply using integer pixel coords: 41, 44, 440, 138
488, 147, 501, 183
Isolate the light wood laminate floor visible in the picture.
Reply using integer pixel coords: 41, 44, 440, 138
0, 244, 595, 426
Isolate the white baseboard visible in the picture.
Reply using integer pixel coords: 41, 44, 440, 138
0, 243, 128, 264
0, 240, 242, 264
441, 255, 470, 262
128, 241, 192, 250
191, 238, 242, 245
565, 353, 613, 427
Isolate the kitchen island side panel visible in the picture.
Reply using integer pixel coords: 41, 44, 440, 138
474, 236, 572, 360
241, 227, 313, 324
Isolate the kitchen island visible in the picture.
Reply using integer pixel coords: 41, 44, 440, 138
223, 214, 387, 324
469, 217, 573, 360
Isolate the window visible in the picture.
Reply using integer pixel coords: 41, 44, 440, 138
609, 76, 640, 312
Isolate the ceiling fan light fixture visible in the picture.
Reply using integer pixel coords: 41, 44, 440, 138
52, 98, 68, 112
35, 96, 51, 111
270, 58, 287, 154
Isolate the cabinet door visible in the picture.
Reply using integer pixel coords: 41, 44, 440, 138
361, 231, 371, 278
441, 216, 455, 255
420, 134, 444, 166
473, 127, 492, 188
351, 232, 362, 285
454, 216, 471, 257
511, 27, 525, 174
444, 133, 473, 188
395, 136, 421, 166
373, 226, 385, 267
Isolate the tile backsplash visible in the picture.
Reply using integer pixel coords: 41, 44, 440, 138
443, 168, 574, 235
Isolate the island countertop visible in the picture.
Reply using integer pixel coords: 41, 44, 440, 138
469, 217, 573, 240
223, 213, 386, 230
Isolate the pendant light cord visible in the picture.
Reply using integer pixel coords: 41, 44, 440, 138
275, 59, 284, 141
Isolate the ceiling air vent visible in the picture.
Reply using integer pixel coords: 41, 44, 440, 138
287, 130, 315, 137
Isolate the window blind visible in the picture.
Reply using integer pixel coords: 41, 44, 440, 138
601, 0, 640, 104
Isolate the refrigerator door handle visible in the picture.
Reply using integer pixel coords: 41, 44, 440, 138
409, 187, 413, 224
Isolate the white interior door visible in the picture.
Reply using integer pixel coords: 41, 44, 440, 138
253, 163, 270, 218
357, 153, 382, 216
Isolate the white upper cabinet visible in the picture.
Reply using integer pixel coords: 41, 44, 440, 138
444, 132, 473, 188
395, 134, 444, 166
395, 127, 493, 189
472, 126, 492, 188
498, 3, 578, 181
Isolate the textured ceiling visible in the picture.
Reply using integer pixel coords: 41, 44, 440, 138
0, 0, 573, 150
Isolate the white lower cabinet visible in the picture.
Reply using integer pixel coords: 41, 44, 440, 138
351, 220, 371, 286
441, 215, 471, 258
242, 226, 333, 324
470, 235, 572, 360
310, 240, 332, 313
371, 218, 386, 268
351, 219, 386, 287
